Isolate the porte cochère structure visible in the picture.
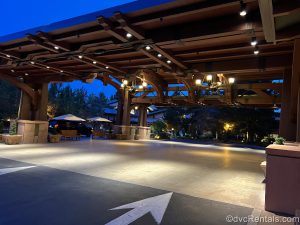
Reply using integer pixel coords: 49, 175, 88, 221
0, 0, 299, 141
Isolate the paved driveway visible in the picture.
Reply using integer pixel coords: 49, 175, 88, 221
0, 139, 284, 225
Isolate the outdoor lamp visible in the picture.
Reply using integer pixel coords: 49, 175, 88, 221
206, 74, 213, 81
123, 79, 128, 85
142, 81, 148, 87
228, 77, 235, 84
195, 79, 202, 86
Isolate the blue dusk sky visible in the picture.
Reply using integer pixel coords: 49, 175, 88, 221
0, 0, 136, 97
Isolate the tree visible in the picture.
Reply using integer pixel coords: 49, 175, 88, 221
0, 80, 20, 120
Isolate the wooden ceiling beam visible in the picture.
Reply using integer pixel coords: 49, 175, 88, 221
258, 0, 276, 43
114, 12, 188, 70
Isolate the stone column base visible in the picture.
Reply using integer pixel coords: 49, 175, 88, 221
18, 120, 49, 144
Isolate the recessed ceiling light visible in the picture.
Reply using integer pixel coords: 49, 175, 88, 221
30, 61, 35, 64
145, 45, 151, 50
157, 54, 162, 58
126, 33, 132, 38
46, 66, 50, 69
54, 46, 60, 50
93, 61, 97, 64
167, 60, 172, 64
105, 66, 109, 69
25, 73, 29, 76
11, 69, 15, 73
60, 70, 64, 73
78, 55, 83, 59
6, 54, 11, 58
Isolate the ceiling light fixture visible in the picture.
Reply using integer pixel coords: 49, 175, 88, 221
11, 69, 15, 73
145, 45, 151, 50
6, 54, 11, 58
167, 60, 172, 64
54, 46, 60, 50
251, 37, 257, 46
126, 33, 132, 38
157, 53, 162, 58
142, 81, 148, 87
46, 66, 50, 69
60, 70, 64, 73
25, 73, 29, 76
105, 66, 109, 69
78, 55, 83, 59
239, 0, 247, 16
93, 61, 97, 64
254, 46, 259, 55
30, 61, 35, 65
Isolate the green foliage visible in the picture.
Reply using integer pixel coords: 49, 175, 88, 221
0, 81, 20, 119
274, 136, 285, 145
0, 121, 3, 134
9, 120, 17, 135
151, 120, 167, 133
261, 136, 275, 146
48, 83, 109, 118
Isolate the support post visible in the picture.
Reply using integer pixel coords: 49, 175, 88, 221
122, 87, 131, 126
18, 83, 48, 121
279, 69, 295, 141
17, 82, 49, 143
138, 105, 148, 127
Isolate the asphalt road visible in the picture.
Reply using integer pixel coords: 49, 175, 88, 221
0, 158, 253, 225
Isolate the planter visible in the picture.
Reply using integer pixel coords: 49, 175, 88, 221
3, 135, 22, 145
49, 134, 62, 143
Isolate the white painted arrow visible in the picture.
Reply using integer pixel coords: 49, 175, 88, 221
105, 192, 173, 225
0, 166, 36, 176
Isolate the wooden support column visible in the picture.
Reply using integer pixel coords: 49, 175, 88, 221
279, 69, 295, 140
290, 39, 300, 142
18, 83, 48, 121
116, 92, 123, 125
122, 88, 131, 126
138, 105, 148, 127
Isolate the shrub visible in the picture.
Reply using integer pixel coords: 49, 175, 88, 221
274, 136, 285, 145
9, 120, 17, 135
0, 121, 3, 134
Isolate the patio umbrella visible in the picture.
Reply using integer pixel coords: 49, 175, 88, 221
53, 114, 86, 122
87, 117, 112, 123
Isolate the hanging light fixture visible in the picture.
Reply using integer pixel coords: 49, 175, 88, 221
142, 81, 148, 87
123, 79, 128, 86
